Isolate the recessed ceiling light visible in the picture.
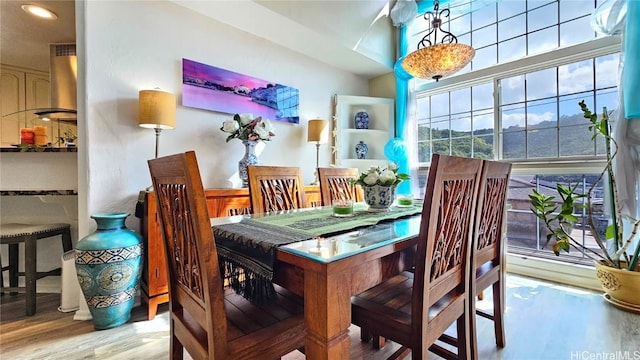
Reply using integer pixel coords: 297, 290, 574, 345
21, 4, 58, 20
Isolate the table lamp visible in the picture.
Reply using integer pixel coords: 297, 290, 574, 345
138, 89, 176, 159
307, 118, 329, 185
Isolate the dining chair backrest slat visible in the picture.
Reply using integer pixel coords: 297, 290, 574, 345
317, 167, 362, 206
247, 165, 306, 214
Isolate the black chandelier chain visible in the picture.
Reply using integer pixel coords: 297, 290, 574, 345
416, 0, 459, 50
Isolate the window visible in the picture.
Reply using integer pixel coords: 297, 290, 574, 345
500, 54, 619, 160
407, 0, 601, 87
416, 82, 494, 163
409, 0, 621, 267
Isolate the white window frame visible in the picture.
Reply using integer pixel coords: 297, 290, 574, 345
412, 36, 622, 290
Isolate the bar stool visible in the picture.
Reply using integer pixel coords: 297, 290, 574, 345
0, 223, 73, 316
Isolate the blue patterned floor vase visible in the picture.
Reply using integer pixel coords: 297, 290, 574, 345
75, 212, 143, 330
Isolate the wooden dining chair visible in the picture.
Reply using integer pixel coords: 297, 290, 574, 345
247, 165, 306, 214
148, 151, 305, 360
434, 159, 512, 360
468, 159, 512, 359
351, 154, 484, 360
317, 167, 363, 206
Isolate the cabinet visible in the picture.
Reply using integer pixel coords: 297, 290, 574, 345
1, 65, 50, 147
139, 186, 321, 320
1, 65, 75, 148
333, 95, 394, 173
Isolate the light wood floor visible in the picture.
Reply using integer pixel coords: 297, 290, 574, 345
1, 274, 639, 359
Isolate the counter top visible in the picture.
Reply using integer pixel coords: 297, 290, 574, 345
0, 190, 78, 196
0, 146, 77, 153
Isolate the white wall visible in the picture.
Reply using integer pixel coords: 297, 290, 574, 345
0, 152, 78, 277
0, 152, 77, 191
80, 1, 369, 235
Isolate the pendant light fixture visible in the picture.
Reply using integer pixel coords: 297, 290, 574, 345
401, 0, 475, 81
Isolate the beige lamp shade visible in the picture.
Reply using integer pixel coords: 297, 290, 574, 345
307, 119, 329, 144
401, 43, 475, 81
138, 89, 176, 129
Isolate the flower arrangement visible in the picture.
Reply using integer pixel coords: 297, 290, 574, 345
220, 113, 275, 142
352, 162, 410, 187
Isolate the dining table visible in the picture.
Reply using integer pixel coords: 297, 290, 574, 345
211, 202, 423, 360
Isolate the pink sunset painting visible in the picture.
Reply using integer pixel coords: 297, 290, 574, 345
182, 58, 299, 124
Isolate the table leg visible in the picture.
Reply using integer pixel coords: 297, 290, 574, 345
303, 269, 351, 360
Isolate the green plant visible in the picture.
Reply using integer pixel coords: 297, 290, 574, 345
58, 128, 77, 144
529, 101, 640, 271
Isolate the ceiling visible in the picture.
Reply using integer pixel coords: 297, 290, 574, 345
1, 0, 395, 78
0, 0, 76, 72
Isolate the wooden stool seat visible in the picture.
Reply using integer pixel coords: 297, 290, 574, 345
0, 223, 73, 316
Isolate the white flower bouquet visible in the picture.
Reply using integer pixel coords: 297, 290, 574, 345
352, 162, 410, 187
220, 113, 275, 142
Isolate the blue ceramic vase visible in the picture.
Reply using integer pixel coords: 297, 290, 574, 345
355, 140, 368, 159
75, 212, 143, 330
363, 184, 396, 212
239, 140, 261, 187
354, 109, 369, 129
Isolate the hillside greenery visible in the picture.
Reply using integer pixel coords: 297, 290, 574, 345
417, 111, 608, 162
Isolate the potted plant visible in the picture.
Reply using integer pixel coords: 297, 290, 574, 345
59, 128, 77, 148
529, 100, 640, 312
352, 162, 410, 212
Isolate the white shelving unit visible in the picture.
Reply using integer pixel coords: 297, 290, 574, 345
332, 95, 394, 173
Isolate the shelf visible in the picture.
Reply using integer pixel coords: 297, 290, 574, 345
341, 159, 389, 164
0, 146, 77, 153
341, 129, 389, 136
340, 159, 389, 170
333, 95, 394, 173
0, 190, 78, 196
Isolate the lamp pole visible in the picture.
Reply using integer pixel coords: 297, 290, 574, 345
154, 128, 162, 159
312, 142, 321, 185
307, 118, 328, 186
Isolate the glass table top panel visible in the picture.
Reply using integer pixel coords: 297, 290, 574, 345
278, 215, 422, 263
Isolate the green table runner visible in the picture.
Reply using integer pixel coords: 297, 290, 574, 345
213, 203, 422, 303
249, 203, 421, 238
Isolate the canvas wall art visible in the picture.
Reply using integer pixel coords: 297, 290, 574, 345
182, 58, 300, 124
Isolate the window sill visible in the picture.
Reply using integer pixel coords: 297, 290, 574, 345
506, 253, 601, 292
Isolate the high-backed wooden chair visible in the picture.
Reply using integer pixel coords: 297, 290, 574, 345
468, 159, 512, 359
148, 152, 305, 360
247, 165, 306, 214
351, 154, 484, 360
434, 159, 512, 359
317, 167, 363, 206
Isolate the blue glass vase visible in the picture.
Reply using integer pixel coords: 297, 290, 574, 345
75, 212, 143, 330
239, 140, 261, 187
354, 109, 369, 129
